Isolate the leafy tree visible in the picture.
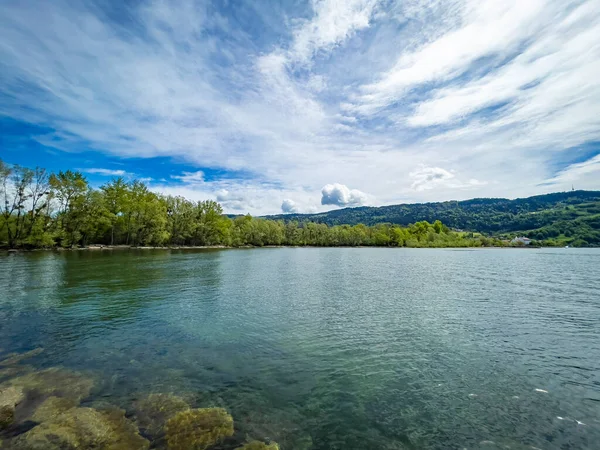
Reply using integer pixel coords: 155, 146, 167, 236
101, 177, 129, 245
49, 170, 89, 246
2, 159, 598, 249
0, 162, 40, 248
165, 196, 195, 245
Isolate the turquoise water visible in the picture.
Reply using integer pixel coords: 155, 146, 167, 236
1, 248, 599, 449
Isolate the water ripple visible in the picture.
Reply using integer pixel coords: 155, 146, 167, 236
0, 248, 599, 449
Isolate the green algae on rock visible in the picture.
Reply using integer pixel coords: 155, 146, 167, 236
236, 440, 280, 450
0, 407, 13, 430
18, 406, 149, 450
0, 349, 43, 367
0, 366, 34, 382
0, 386, 25, 429
31, 396, 78, 423
165, 407, 234, 450
133, 393, 190, 437
6, 368, 94, 402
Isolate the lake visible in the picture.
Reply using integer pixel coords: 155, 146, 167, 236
1, 248, 599, 449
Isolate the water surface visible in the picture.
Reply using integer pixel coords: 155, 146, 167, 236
1, 248, 599, 449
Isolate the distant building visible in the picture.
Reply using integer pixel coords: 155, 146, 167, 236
511, 236, 532, 246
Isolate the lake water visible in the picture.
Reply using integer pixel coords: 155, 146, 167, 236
1, 248, 599, 449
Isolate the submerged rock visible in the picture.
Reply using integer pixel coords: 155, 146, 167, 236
0, 366, 34, 381
0, 386, 25, 429
236, 441, 280, 450
0, 387, 25, 409
0, 407, 13, 430
31, 396, 78, 423
18, 406, 149, 450
165, 408, 234, 450
6, 368, 94, 402
0, 349, 44, 367
133, 393, 190, 437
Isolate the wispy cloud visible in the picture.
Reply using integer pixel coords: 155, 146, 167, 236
80, 168, 132, 177
542, 154, 600, 188
409, 165, 485, 192
171, 170, 205, 185
289, 0, 381, 64
1, 0, 599, 214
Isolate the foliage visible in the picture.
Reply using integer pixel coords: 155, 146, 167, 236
267, 191, 600, 246
2, 158, 597, 248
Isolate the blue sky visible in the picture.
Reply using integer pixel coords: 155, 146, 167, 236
1, 0, 599, 214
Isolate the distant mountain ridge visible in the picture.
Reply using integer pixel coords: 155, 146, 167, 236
266, 190, 600, 245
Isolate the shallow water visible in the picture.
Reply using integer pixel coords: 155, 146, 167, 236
1, 247, 599, 449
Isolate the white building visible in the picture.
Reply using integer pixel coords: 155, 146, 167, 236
511, 236, 532, 246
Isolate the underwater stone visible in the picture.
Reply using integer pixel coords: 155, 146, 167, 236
0, 386, 25, 429
0, 386, 25, 409
0, 365, 34, 381
31, 396, 78, 423
6, 368, 94, 402
236, 441, 280, 450
0, 349, 44, 367
20, 406, 149, 450
133, 393, 190, 437
0, 406, 14, 430
165, 407, 234, 450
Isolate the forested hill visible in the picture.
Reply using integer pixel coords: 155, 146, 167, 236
267, 191, 600, 241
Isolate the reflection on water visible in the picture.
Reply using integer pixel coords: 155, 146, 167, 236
1, 248, 599, 449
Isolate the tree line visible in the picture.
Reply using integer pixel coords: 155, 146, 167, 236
268, 190, 600, 246
1, 159, 504, 249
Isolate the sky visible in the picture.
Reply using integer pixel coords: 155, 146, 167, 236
1, 0, 599, 215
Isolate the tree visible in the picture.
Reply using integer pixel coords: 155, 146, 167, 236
101, 177, 128, 245
165, 195, 196, 245
24, 167, 51, 244
193, 200, 228, 246
49, 171, 89, 246
130, 187, 168, 246
0, 162, 34, 248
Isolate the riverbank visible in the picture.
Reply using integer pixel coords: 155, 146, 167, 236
2, 244, 553, 253
4, 244, 232, 253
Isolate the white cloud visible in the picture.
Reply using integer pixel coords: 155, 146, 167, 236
80, 168, 130, 177
354, 0, 549, 114
290, 0, 381, 63
409, 165, 486, 192
405, 1, 600, 132
281, 199, 298, 213
542, 154, 600, 190
1, 0, 599, 214
214, 189, 249, 210
410, 166, 455, 191
321, 183, 368, 207
152, 179, 322, 215
172, 171, 205, 184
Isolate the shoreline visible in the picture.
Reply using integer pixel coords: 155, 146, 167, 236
2, 244, 559, 253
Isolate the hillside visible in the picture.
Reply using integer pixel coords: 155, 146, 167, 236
267, 191, 600, 246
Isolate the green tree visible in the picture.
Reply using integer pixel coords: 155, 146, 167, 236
101, 177, 129, 245
49, 171, 89, 246
165, 196, 195, 245
1, 162, 34, 248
